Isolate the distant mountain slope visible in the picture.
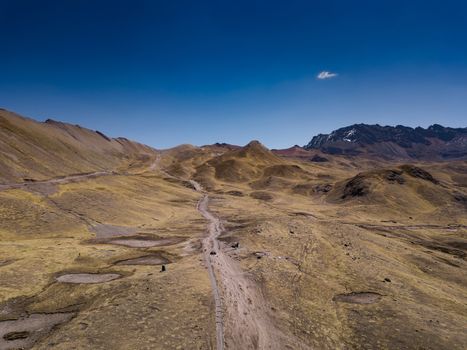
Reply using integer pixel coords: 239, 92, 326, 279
271, 145, 313, 158
304, 124, 467, 160
0, 109, 156, 183
193, 141, 283, 186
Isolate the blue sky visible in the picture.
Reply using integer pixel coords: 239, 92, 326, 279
1, 0, 466, 148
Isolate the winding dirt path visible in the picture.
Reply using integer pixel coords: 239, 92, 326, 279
0, 151, 164, 191
0, 171, 112, 191
197, 194, 225, 350
193, 181, 306, 349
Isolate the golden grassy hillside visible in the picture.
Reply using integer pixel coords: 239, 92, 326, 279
209, 189, 466, 349
0, 165, 218, 349
193, 141, 283, 185
325, 164, 467, 224
0, 111, 466, 349
0, 109, 156, 183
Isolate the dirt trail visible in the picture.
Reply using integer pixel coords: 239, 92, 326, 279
193, 181, 307, 350
148, 153, 162, 172
0, 171, 112, 191
197, 194, 225, 350
0, 152, 162, 191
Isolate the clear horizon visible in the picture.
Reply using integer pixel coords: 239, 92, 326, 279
1, 0, 466, 149
2, 106, 466, 150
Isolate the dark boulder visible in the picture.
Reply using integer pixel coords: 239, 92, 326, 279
310, 155, 329, 162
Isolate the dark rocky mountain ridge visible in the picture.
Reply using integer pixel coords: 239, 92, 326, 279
304, 123, 467, 160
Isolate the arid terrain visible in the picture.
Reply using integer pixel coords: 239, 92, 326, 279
0, 109, 466, 349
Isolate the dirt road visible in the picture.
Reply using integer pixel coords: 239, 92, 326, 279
0, 171, 112, 191
0, 152, 164, 191
197, 194, 225, 350
194, 181, 307, 349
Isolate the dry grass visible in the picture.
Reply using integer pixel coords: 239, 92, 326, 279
0, 113, 466, 349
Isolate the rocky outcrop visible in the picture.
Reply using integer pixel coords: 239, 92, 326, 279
304, 124, 467, 160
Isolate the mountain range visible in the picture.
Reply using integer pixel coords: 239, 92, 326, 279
304, 123, 467, 160
0, 108, 466, 350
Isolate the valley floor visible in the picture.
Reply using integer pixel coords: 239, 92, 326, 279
0, 159, 466, 350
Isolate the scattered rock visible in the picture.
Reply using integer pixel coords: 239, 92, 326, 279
231, 242, 239, 249
284, 256, 300, 266
95, 130, 111, 141
384, 278, 391, 282
400, 165, 438, 184
310, 155, 329, 162
253, 251, 268, 259
342, 174, 369, 198
453, 192, 467, 206
385, 170, 405, 184
250, 191, 274, 201
313, 184, 333, 193
226, 190, 244, 197
291, 211, 316, 218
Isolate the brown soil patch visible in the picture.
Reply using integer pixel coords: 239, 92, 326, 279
226, 190, 244, 197
87, 236, 185, 248
0, 313, 74, 349
108, 236, 184, 248
55, 273, 121, 284
90, 223, 138, 239
3, 330, 30, 340
333, 292, 382, 304
115, 255, 170, 266
250, 191, 274, 201
0, 260, 14, 267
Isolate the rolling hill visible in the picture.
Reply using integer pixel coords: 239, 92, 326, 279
0, 109, 156, 184
0, 109, 466, 350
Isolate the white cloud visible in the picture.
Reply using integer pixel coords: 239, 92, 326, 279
317, 71, 338, 80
